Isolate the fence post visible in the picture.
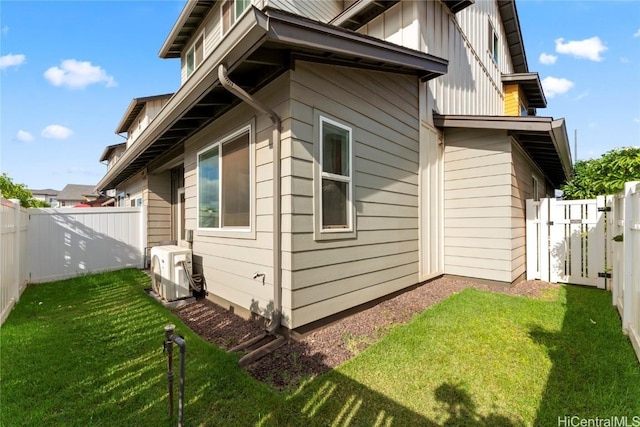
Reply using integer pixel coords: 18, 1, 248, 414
622, 182, 634, 332
539, 198, 550, 282
526, 199, 538, 280
9, 199, 21, 303
140, 205, 148, 269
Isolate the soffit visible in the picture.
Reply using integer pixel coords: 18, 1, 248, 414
433, 114, 572, 187
97, 7, 449, 191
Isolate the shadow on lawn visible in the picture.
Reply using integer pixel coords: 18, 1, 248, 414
530, 285, 640, 425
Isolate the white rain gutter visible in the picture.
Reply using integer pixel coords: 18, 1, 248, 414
218, 64, 282, 335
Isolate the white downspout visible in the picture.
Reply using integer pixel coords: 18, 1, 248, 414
218, 64, 282, 334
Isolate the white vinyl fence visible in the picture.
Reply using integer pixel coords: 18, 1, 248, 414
527, 181, 640, 362
607, 182, 640, 361
1, 198, 28, 325
1, 203, 146, 325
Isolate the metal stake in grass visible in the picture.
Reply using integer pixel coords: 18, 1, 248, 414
164, 324, 186, 426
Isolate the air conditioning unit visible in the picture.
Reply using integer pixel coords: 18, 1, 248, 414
150, 245, 192, 301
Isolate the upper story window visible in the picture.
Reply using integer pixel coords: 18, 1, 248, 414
186, 34, 204, 78
319, 116, 353, 232
197, 125, 252, 231
222, 0, 250, 35
489, 20, 498, 64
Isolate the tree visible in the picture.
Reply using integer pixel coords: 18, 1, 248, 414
0, 173, 50, 208
561, 147, 640, 199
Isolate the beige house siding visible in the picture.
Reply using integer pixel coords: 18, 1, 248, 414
510, 140, 547, 282
146, 171, 172, 247
443, 128, 513, 282
182, 73, 290, 324
287, 62, 420, 328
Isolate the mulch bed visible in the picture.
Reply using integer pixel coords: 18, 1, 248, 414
173, 276, 558, 389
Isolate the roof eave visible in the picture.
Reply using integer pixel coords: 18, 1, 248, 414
433, 114, 573, 187
97, 7, 448, 191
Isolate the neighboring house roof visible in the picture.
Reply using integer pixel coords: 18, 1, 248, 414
29, 188, 59, 196
57, 184, 99, 201
115, 93, 174, 134
97, 7, 449, 191
433, 114, 572, 187
99, 142, 127, 162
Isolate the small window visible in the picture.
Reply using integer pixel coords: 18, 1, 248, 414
532, 176, 540, 201
198, 126, 251, 230
186, 34, 204, 78
222, 0, 250, 35
320, 117, 352, 231
520, 102, 528, 117
489, 20, 498, 64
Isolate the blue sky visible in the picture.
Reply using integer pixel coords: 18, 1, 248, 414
1, 1, 639, 192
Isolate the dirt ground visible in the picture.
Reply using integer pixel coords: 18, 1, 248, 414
173, 276, 558, 389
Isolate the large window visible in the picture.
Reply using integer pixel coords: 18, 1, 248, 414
222, 0, 250, 35
198, 127, 251, 230
186, 34, 204, 78
319, 117, 353, 232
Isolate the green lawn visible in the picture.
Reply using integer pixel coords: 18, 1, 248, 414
1, 269, 638, 426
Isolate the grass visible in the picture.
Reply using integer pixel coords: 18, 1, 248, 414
1, 269, 638, 426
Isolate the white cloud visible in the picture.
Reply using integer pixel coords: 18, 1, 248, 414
620, 57, 631, 63
44, 59, 117, 89
541, 76, 575, 98
634, 29, 640, 38
555, 37, 607, 61
539, 53, 557, 65
41, 125, 74, 140
1, 26, 8, 35
16, 130, 34, 142
0, 53, 26, 70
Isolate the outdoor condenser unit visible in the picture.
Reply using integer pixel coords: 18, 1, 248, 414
150, 245, 192, 301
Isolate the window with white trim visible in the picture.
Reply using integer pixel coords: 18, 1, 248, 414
489, 20, 498, 64
185, 34, 204, 78
320, 117, 352, 231
222, 0, 250, 35
198, 126, 251, 230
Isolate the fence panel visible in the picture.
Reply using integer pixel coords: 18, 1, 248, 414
622, 182, 640, 361
1, 198, 28, 325
27, 207, 146, 283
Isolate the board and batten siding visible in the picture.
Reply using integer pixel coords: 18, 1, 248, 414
358, 0, 511, 118
182, 73, 291, 324
510, 140, 547, 282
286, 62, 421, 328
443, 128, 514, 283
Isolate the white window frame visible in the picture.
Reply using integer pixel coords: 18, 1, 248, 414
313, 112, 356, 241
185, 32, 205, 79
196, 123, 255, 238
489, 19, 498, 64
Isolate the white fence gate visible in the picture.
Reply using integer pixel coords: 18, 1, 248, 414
527, 181, 640, 362
526, 197, 607, 288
